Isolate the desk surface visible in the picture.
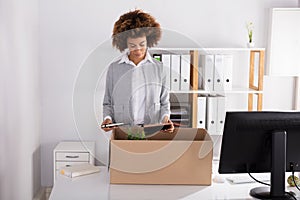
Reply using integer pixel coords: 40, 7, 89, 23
49, 165, 300, 200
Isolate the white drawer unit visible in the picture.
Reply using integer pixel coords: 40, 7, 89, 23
56, 152, 90, 162
55, 161, 89, 170
53, 141, 95, 184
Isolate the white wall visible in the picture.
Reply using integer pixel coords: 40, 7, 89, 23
0, 0, 40, 199
39, 0, 299, 187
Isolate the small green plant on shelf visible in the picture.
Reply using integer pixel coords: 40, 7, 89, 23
247, 21, 254, 43
246, 21, 255, 48
127, 127, 146, 140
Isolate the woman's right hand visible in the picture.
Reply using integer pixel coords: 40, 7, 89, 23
101, 118, 114, 132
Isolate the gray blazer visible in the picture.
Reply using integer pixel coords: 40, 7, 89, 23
103, 58, 170, 126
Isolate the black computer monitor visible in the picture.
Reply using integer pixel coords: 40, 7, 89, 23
219, 111, 300, 199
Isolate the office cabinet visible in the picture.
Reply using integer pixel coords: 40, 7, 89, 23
53, 141, 95, 184
194, 48, 264, 129
151, 48, 265, 129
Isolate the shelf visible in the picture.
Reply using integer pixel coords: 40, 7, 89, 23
197, 47, 265, 52
170, 88, 263, 95
150, 47, 265, 54
150, 48, 265, 127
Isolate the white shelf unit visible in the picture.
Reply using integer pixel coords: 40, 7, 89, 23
53, 141, 95, 185
150, 47, 265, 128
196, 48, 265, 113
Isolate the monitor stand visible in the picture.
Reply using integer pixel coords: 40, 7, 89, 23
249, 131, 295, 199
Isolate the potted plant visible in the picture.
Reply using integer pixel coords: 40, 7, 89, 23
126, 127, 146, 140
247, 22, 255, 48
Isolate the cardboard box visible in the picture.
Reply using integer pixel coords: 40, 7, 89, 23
109, 127, 213, 185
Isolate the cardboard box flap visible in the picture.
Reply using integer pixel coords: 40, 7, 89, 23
113, 127, 211, 141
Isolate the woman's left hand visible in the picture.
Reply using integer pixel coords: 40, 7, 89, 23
162, 116, 174, 133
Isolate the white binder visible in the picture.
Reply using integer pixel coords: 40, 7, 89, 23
200, 55, 214, 91
206, 96, 218, 135
180, 54, 191, 91
216, 96, 226, 135
223, 55, 233, 91
171, 54, 180, 91
161, 54, 171, 90
197, 96, 206, 128
214, 55, 224, 91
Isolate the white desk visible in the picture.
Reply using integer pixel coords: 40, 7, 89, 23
49, 164, 300, 200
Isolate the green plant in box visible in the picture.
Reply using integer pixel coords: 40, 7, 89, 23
126, 127, 146, 140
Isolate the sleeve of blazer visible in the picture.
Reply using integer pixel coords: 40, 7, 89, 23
159, 63, 171, 121
103, 64, 114, 121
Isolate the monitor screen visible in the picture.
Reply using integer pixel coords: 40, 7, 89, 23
219, 111, 300, 199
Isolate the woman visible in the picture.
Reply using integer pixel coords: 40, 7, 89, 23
101, 9, 174, 132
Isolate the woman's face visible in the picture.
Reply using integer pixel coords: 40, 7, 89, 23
127, 36, 147, 64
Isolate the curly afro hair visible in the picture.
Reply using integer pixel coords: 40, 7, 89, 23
112, 9, 161, 52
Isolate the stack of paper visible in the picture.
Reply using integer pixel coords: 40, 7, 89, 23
60, 163, 100, 178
